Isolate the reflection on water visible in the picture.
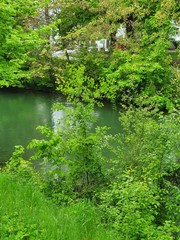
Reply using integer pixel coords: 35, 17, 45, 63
94, 104, 121, 135
0, 89, 120, 164
52, 110, 65, 131
0, 89, 57, 163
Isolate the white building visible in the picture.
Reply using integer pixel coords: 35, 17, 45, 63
171, 21, 180, 42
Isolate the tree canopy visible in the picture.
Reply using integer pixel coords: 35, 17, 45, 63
0, 0, 179, 109
1, 1, 180, 239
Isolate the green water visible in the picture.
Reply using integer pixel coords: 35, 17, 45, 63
0, 89, 120, 164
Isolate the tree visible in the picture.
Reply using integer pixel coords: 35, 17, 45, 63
0, 0, 59, 88
0, 0, 37, 87
51, 0, 179, 110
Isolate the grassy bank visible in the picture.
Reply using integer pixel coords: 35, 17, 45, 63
0, 173, 117, 240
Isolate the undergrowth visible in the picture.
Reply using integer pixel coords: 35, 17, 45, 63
0, 173, 117, 240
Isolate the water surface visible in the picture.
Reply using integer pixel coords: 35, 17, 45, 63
0, 89, 120, 164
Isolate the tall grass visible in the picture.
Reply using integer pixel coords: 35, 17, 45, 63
0, 173, 118, 240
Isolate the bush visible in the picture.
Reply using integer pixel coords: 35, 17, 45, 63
98, 108, 180, 239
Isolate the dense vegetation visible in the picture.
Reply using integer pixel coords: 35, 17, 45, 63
0, 0, 180, 239
0, 0, 179, 109
0, 173, 117, 239
1, 104, 179, 239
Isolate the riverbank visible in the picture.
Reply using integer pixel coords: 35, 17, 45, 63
0, 104, 179, 239
0, 173, 118, 240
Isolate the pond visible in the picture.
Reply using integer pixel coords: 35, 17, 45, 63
0, 88, 121, 165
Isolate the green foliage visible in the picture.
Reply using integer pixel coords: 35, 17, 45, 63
3, 98, 179, 239
1, 0, 179, 237
97, 108, 180, 239
28, 102, 109, 202
99, 175, 179, 240
0, 0, 59, 88
97, 39, 175, 110
56, 1, 96, 38
108, 108, 179, 178
71, 48, 111, 83
56, 64, 103, 103
54, 38, 179, 111
0, 174, 116, 240
0, 0, 41, 87
25, 100, 179, 239
52, 0, 179, 110
3, 145, 43, 188
0, 0, 179, 109
1, 213, 42, 240
170, 70, 180, 109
